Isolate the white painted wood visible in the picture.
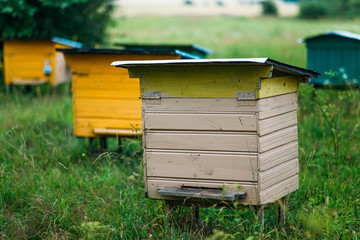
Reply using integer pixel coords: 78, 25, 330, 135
145, 112, 257, 131
143, 98, 257, 112
258, 141, 298, 171
258, 125, 298, 153
258, 158, 299, 191
258, 93, 298, 119
258, 111, 297, 136
147, 178, 259, 205
145, 131, 258, 152
259, 175, 299, 204
146, 150, 258, 181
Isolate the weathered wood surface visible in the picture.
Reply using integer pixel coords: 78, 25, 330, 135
258, 125, 298, 153
258, 110, 297, 136
258, 93, 298, 119
158, 187, 246, 201
259, 76, 300, 99
145, 131, 258, 152
137, 65, 272, 98
146, 150, 258, 181
143, 98, 257, 112
258, 158, 299, 191
145, 112, 257, 131
259, 175, 299, 204
147, 178, 259, 205
258, 141, 298, 171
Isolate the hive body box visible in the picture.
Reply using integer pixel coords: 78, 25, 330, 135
3, 37, 82, 88
299, 31, 360, 87
113, 58, 318, 206
59, 49, 198, 138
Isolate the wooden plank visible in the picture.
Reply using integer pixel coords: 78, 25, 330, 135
259, 175, 299, 204
158, 187, 246, 201
145, 131, 258, 152
137, 65, 272, 98
71, 73, 135, 90
258, 111, 297, 136
94, 128, 142, 136
143, 98, 257, 112
259, 76, 300, 99
73, 98, 141, 119
147, 178, 259, 205
258, 158, 299, 191
258, 141, 298, 171
55, 52, 71, 85
258, 125, 298, 153
144, 112, 257, 131
74, 117, 141, 137
11, 78, 48, 85
258, 93, 298, 119
146, 150, 258, 181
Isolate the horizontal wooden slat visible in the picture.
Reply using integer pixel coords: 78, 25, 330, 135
144, 112, 257, 131
258, 125, 298, 153
258, 93, 298, 119
158, 187, 246, 201
145, 131, 258, 152
94, 128, 142, 136
143, 98, 257, 112
259, 175, 299, 204
147, 178, 259, 205
72, 73, 135, 90
74, 98, 141, 119
258, 111, 297, 136
258, 158, 299, 191
258, 141, 298, 171
74, 117, 141, 137
146, 150, 258, 181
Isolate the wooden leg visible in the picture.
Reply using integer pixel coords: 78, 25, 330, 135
5, 84, 12, 93
257, 205, 265, 230
88, 138, 94, 153
193, 206, 199, 225
165, 201, 177, 227
278, 197, 286, 226
100, 137, 107, 151
117, 138, 122, 154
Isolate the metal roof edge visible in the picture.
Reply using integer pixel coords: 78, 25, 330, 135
114, 43, 213, 55
111, 58, 319, 78
56, 48, 186, 56
52, 37, 83, 48
298, 30, 360, 43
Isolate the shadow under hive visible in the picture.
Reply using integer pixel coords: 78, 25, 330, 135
113, 58, 319, 225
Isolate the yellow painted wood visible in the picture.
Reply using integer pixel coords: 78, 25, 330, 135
94, 128, 142, 136
3, 40, 73, 86
64, 53, 181, 138
135, 65, 272, 98
259, 76, 300, 98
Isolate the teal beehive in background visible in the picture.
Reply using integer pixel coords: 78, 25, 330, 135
299, 31, 360, 88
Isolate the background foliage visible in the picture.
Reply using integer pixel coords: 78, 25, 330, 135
0, 0, 115, 47
299, 0, 360, 19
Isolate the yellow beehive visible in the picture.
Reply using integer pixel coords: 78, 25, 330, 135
59, 48, 200, 141
2, 37, 82, 90
112, 58, 318, 209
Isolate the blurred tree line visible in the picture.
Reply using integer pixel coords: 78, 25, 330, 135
0, 0, 115, 47
300, 0, 360, 19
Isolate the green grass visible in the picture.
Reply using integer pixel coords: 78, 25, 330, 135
1, 17, 360, 239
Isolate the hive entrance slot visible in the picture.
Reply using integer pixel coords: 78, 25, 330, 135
157, 187, 246, 202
